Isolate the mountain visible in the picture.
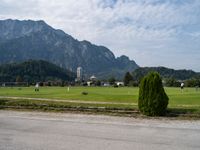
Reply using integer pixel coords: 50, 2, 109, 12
132, 67, 200, 81
0, 19, 139, 79
0, 60, 75, 83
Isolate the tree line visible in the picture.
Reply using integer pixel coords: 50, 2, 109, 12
123, 68, 200, 87
0, 60, 75, 83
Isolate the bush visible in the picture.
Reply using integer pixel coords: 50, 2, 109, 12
113, 84, 118, 88
0, 100, 7, 106
138, 72, 169, 116
82, 92, 88, 95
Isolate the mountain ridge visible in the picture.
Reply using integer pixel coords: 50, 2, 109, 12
0, 19, 139, 79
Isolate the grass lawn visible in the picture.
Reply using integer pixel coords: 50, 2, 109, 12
0, 86, 138, 103
0, 86, 200, 109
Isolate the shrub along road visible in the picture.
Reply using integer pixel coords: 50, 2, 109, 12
0, 110, 200, 150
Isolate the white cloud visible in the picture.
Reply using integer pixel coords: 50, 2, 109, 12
0, 0, 200, 71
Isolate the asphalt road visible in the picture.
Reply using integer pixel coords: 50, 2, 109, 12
0, 111, 200, 150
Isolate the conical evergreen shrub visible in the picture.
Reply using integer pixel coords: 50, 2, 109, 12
138, 72, 169, 116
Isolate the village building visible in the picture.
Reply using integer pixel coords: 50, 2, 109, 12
76, 67, 83, 81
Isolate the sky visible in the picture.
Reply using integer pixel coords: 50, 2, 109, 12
0, 0, 200, 71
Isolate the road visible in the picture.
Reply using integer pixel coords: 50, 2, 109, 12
0, 111, 200, 150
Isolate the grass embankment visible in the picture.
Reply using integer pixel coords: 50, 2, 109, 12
0, 87, 200, 118
0, 99, 138, 116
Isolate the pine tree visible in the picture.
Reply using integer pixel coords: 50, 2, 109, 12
138, 72, 169, 116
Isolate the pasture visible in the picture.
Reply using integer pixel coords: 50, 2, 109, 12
0, 86, 200, 110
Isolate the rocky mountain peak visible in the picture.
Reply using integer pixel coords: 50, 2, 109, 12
0, 19, 139, 79
0, 19, 51, 40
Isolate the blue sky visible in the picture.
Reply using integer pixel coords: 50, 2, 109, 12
0, 0, 200, 71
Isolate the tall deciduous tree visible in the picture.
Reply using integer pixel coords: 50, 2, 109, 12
108, 77, 116, 85
123, 72, 133, 86
16, 75, 23, 83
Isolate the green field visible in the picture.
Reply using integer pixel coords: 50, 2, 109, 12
0, 86, 200, 109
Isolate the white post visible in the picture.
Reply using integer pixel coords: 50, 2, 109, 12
68, 87, 70, 92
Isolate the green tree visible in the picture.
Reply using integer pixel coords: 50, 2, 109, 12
165, 78, 180, 87
138, 72, 169, 116
185, 78, 200, 87
16, 75, 23, 83
96, 80, 101, 86
108, 77, 116, 85
123, 72, 133, 86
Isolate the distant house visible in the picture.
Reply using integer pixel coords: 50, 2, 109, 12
86, 75, 97, 86
103, 82, 110, 87
90, 75, 97, 81
87, 81, 92, 86
116, 82, 124, 86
